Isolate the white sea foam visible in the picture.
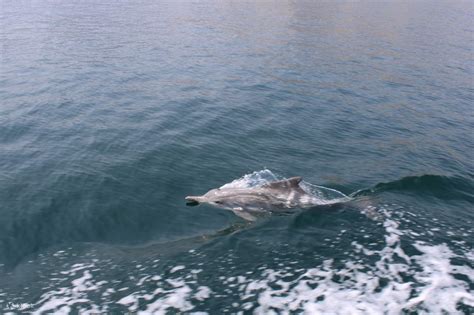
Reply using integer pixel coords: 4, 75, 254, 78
32, 267, 108, 314
170, 265, 185, 273
233, 213, 473, 314
117, 276, 212, 314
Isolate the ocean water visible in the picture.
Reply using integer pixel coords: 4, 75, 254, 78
1, 0, 473, 313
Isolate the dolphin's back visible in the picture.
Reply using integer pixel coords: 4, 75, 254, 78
262, 176, 306, 193
186, 176, 318, 220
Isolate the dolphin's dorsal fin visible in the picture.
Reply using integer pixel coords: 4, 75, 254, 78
263, 176, 302, 189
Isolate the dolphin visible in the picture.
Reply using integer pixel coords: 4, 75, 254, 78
185, 176, 325, 221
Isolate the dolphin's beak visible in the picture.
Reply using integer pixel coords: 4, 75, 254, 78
185, 196, 203, 206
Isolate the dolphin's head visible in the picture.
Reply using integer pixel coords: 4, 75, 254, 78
185, 188, 227, 207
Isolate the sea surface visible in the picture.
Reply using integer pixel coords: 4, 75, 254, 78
1, 1, 473, 313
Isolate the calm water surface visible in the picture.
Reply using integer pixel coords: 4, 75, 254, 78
0, 1, 473, 313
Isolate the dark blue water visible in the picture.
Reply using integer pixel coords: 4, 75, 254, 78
1, 1, 473, 313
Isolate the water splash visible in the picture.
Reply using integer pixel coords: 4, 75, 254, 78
219, 169, 351, 206
219, 169, 279, 189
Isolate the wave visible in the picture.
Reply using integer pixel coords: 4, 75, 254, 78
352, 174, 474, 202
219, 170, 474, 205
1, 171, 471, 270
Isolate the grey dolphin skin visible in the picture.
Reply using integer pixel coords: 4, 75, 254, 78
185, 177, 319, 221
